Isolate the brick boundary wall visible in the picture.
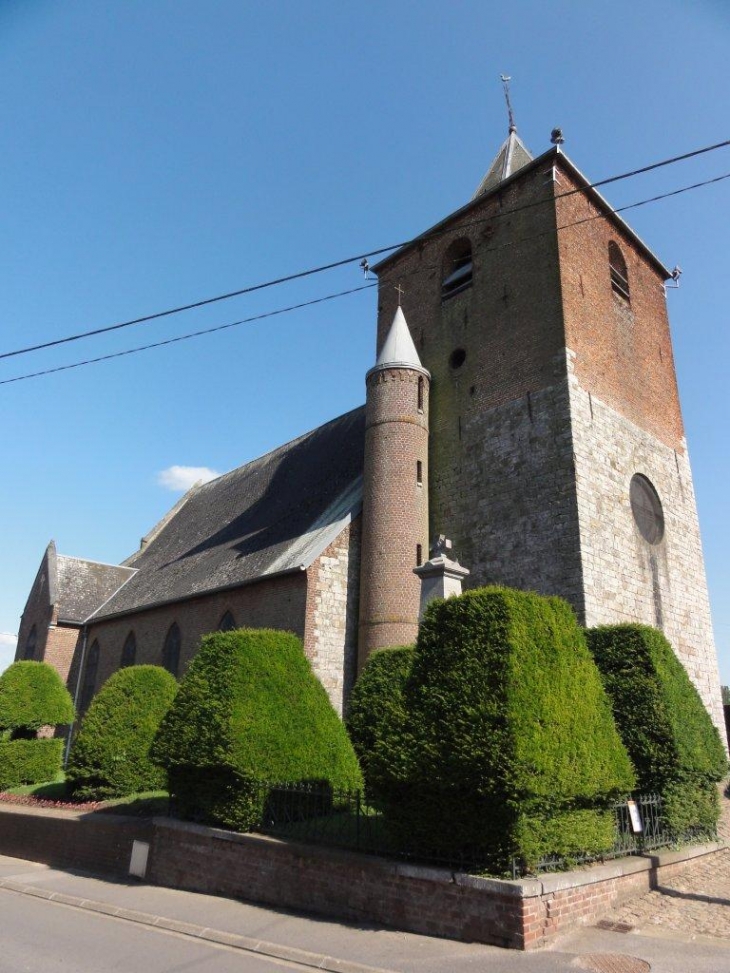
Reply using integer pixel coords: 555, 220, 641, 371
0, 804, 151, 878
0, 804, 723, 950
146, 817, 724, 950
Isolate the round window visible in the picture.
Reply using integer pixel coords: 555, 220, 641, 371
630, 474, 664, 545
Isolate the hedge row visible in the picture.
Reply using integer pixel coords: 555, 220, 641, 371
0, 739, 64, 790
152, 629, 363, 830
67, 666, 178, 801
359, 588, 634, 871
587, 624, 727, 836
345, 644, 413, 781
0, 662, 74, 732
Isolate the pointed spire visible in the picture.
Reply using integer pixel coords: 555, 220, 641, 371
368, 307, 429, 378
472, 130, 534, 200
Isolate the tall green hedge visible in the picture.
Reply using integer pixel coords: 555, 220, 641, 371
67, 665, 178, 800
345, 645, 413, 786
586, 624, 728, 836
0, 740, 64, 790
152, 629, 363, 831
0, 661, 74, 732
371, 587, 635, 871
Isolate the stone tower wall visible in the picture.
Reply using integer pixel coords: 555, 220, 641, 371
568, 375, 726, 746
374, 165, 585, 608
358, 366, 429, 671
554, 167, 726, 747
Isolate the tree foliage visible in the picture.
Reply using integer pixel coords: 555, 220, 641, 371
587, 624, 728, 836
345, 645, 413, 786
152, 629, 363, 830
67, 665, 178, 800
0, 661, 74, 732
370, 587, 634, 870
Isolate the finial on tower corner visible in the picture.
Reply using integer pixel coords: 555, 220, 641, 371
550, 127, 565, 146
500, 74, 516, 134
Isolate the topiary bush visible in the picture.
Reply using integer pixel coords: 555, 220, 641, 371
0, 661, 75, 733
67, 665, 178, 801
0, 661, 74, 789
586, 624, 728, 837
151, 628, 363, 831
0, 740, 64, 790
370, 587, 635, 871
345, 645, 413, 787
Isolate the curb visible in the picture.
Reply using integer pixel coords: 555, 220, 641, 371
0, 877, 394, 973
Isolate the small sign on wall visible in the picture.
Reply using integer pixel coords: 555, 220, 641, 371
129, 840, 150, 878
627, 799, 643, 834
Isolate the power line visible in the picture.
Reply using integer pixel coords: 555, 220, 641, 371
0, 283, 377, 386
2, 168, 727, 388
3, 170, 729, 387
1, 137, 728, 363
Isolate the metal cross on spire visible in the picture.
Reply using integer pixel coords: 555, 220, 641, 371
394, 283, 405, 306
500, 74, 516, 134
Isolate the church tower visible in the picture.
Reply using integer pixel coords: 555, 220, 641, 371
371, 129, 727, 746
358, 306, 430, 672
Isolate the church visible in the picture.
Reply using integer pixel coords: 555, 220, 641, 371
15, 126, 728, 748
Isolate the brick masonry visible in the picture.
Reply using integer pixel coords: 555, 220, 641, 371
358, 366, 430, 669
0, 803, 150, 878
0, 800, 724, 951
371, 151, 724, 744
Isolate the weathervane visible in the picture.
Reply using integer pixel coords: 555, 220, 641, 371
500, 74, 516, 134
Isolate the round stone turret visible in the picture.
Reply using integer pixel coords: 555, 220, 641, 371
358, 307, 430, 672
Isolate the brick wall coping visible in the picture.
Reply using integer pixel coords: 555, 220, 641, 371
151, 815, 722, 900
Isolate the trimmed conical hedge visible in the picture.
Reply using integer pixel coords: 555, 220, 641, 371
346, 645, 413, 787
0, 661, 74, 732
371, 587, 635, 871
587, 624, 728, 836
67, 665, 178, 800
0, 661, 74, 790
151, 629, 363, 830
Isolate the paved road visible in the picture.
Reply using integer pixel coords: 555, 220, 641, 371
0, 855, 729, 973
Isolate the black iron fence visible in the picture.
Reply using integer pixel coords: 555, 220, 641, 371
230, 782, 718, 878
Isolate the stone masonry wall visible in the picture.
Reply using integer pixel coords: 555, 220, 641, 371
568, 368, 727, 747
457, 368, 585, 614
304, 518, 361, 715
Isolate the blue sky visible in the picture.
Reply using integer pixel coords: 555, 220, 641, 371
1, 1, 728, 684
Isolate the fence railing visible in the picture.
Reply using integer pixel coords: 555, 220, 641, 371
224, 782, 718, 878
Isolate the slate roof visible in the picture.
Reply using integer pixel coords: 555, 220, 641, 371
472, 130, 534, 199
55, 556, 135, 624
90, 406, 366, 620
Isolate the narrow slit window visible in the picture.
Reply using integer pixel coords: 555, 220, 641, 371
417, 375, 424, 412
162, 623, 181, 677
442, 239, 473, 299
218, 611, 236, 632
80, 641, 100, 712
24, 625, 37, 661
609, 241, 630, 302
416, 460, 423, 486
416, 544, 423, 567
120, 631, 137, 668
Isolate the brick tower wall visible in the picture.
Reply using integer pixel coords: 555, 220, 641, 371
556, 166, 727, 748
374, 164, 586, 612
358, 366, 429, 671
